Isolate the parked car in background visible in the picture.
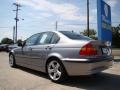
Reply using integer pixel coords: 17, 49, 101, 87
0, 44, 9, 52
8, 44, 19, 52
9, 31, 113, 83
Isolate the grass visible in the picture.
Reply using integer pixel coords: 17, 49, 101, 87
114, 56, 120, 59
112, 48, 120, 50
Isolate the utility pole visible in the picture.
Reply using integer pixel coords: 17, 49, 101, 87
13, 26, 16, 43
87, 0, 90, 37
13, 3, 21, 43
56, 21, 58, 31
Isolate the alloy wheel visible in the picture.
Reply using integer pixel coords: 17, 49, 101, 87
47, 60, 62, 81
9, 55, 14, 67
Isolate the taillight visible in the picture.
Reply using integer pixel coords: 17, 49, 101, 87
79, 43, 97, 56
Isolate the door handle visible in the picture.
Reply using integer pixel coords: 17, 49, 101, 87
28, 47, 32, 51
45, 46, 52, 50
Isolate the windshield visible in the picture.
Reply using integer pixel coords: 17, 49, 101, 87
60, 31, 92, 40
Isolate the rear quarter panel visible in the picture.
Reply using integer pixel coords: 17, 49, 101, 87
48, 41, 89, 60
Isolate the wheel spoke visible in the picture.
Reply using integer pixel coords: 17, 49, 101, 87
9, 56, 13, 65
48, 68, 54, 73
57, 70, 61, 76
53, 72, 57, 80
51, 63, 55, 68
56, 63, 60, 69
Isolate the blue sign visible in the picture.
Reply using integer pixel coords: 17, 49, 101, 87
97, 0, 112, 45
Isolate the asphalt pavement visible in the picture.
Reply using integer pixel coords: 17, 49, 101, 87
0, 52, 120, 90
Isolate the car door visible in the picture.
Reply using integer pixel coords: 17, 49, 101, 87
15, 33, 40, 66
29, 32, 55, 70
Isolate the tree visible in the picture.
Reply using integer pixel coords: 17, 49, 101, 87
112, 24, 120, 48
80, 29, 97, 40
17, 39, 23, 44
1, 38, 14, 44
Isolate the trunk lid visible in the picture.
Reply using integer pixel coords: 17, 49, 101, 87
90, 40, 112, 56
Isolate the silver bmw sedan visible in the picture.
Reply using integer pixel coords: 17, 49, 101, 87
9, 31, 113, 82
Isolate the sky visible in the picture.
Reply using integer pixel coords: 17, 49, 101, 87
0, 0, 120, 41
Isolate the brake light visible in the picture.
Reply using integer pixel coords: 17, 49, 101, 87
79, 43, 97, 56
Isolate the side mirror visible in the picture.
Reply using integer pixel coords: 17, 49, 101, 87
18, 42, 23, 47
23, 41, 26, 47
18, 41, 26, 47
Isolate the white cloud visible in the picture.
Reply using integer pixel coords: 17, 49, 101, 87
40, 13, 52, 18
19, 0, 91, 22
0, 30, 13, 41
30, 12, 52, 19
105, 0, 118, 7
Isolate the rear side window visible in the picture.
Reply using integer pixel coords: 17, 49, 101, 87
51, 34, 60, 44
60, 31, 92, 40
37, 32, 54, 45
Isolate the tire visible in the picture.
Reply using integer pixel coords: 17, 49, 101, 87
47, 59, 67, 83
9, 54, 16, 68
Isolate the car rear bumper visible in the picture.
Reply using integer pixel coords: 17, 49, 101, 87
62, 57, 113, 76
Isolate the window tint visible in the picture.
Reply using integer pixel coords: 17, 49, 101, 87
25, 34, 40, 46
60, 31, 92, 40
38, 32, 54, 44
51, 34, 60, 44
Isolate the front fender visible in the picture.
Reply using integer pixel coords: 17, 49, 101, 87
9, 50, 15, 56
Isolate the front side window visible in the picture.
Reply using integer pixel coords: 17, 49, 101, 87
25, 34, 40, 46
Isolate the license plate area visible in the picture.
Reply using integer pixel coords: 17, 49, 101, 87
101, 47, 111, 55
102, 48, 108, 54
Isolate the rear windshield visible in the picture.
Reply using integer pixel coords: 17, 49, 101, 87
60, 31, 92, 40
